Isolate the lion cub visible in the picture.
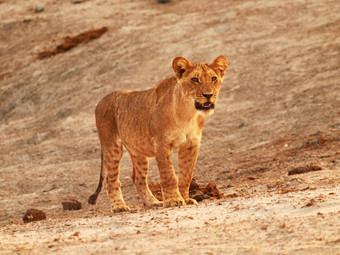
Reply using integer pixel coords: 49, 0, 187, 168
88, 56, 228, 212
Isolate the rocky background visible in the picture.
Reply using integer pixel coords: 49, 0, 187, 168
0, 0, 339, 253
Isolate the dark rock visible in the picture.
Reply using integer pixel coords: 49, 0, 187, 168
34, 5, 45, 13
189, 178, 200, 191
157, 0, 171, 3
238, 122, 245, 128
62, 199, 82, 210
203, 194, 210, 200
288, 164, 322, 175
189, 190, 205, 202
201, 182, 224, 199
23, 208, 46, 223
224, 193, 238, 199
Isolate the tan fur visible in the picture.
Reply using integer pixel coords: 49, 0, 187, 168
88, 56, 228, 212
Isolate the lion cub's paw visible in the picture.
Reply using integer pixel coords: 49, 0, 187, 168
185, 198, 198, 205
145, 200, 163, 208
163, 197, 186, 208
112, 205, 131, 213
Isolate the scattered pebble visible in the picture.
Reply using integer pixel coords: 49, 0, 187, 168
62, 199, 82, 210
261, 225, 268, 230
279, 223, 286, 229
189, 190, 205, 202
151, 180, 224, 203
302, 199, 315, 208
288, 164, 322, 175
204, 194, 211, 200
189, 178, 200, 191
224, 193, 238, 199
201, 182, 224, 199
157, 0, 171, 3
238, 122, 245, 128
34, 5, 45, 13
23, 208, 46, 223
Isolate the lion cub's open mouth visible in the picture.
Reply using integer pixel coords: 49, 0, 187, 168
195, 101, 215, 111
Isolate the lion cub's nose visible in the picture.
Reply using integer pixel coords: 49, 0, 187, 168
203, 93, 213, 99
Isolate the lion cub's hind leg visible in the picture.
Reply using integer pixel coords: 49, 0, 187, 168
94, 94, 130, 213
131, 155, 162, 207
103, 141, 131, 213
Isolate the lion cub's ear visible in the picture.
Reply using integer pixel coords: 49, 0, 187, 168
172, 57, 192, 79
211, 56, 228, 80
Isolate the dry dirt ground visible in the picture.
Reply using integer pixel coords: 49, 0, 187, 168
1, 0, 340, 254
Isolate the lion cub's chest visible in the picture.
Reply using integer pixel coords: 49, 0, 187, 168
166, 120, 201, 149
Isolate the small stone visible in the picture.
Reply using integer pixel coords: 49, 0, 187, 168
34, 5, 45, 13
261, 225, 268, 230
157, 0, 171, 3
224, 193, 238, 199
23, 208, 46, 223
189, 190, 205, 202
202, 182, 224, 199
189, 178, 200, 191
302, 199, 315, 208
203, 194, 210, 199
288, 164, 322, 175
238, 122, 245, 128
71, 0, 84, 3
62, 199, 82, 210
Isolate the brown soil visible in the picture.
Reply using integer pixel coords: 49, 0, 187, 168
37, 27, 108, 59
0, 0, 340, 254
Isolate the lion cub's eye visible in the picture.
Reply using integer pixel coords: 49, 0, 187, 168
191, 77, 199, 83
211, 76, 217, 82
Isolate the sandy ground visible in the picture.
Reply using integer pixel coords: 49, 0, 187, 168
0, 0, 340, 254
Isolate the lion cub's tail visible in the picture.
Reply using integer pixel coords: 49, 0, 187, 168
88, 151, 105, 205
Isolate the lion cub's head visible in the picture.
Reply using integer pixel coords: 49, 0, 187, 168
172, 56, 228, 116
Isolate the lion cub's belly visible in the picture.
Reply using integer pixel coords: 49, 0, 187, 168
122, 137, 155, 158
120, 126, 199, 158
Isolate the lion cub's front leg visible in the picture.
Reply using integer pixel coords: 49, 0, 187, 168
178, 143, 200, 205
155, 144, 185, 207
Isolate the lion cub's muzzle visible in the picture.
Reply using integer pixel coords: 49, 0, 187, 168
195, 101, 215, 111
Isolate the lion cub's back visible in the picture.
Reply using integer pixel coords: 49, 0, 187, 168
113, 89, 157, 156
